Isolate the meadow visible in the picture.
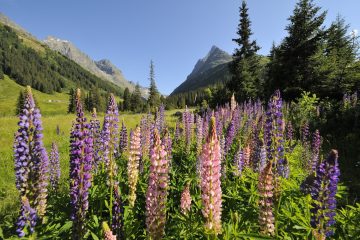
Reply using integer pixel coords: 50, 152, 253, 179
1, 84, 360, 239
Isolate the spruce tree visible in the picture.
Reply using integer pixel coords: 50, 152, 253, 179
123, 87, 131, 111
131, 83, 142, 112
311, 15, 359, 98
67, 88, 76, 113
228, 0, 261, 101
268, 0, 326, 99
147, 60, 161, 111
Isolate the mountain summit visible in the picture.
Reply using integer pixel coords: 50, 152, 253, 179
44, 36, 148, 96
171, 46, 232, 95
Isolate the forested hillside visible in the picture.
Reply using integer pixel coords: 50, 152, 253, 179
0, 24, 122, 96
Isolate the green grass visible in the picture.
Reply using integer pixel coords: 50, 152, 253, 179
0, 110, 180, 218
0, 75, 69, 116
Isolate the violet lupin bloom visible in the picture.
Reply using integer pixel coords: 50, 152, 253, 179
155, 103, 165, 133
310, 150, 340, 239
200, 117, 222, 235
69, 89, 93, 239
180, 183, 192, 215
224, 111, 238, 155
90, 108, 101, 168
258, 162, 275, 236
119, 121, 128, 154
14, 86, 49, 236
311, 130, 321, 172
145, 129, 169, 240
196, 115, 203, 155
128, 127, 141, 207
259, 144, 267, 173
16, 196, 37, 237
101, 94, 120, 222
112, 184, 123, 239
49, 142, 60, 189
234, 147, 244, 177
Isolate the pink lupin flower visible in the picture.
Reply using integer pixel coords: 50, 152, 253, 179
180, 183, 192, 214
200, 117, 222, 235
145, 129, 169, 239
102, 222, 116, 240
128, 127, 141, 207
258, 162, 275, 236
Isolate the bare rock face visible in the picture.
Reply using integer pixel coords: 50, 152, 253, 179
44, 36, 148, 97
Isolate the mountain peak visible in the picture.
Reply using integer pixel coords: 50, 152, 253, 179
190, 45, 232, 77
170, 46, 232, 95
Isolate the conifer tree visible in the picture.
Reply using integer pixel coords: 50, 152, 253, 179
131, 83, 143, 112
123, 87, 131, 111
68, 88, 76, 113
267, 0, 326, 99
311, 15, 359, 98
227, 0, 261, 101
147, 60, 161, 111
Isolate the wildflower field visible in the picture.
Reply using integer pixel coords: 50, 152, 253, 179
1, 87, 360, 240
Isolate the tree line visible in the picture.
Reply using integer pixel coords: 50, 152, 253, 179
167, 0, 360, 108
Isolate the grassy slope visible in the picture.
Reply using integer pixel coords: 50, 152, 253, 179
0, 75, 69, 116
0, 77, 179, 216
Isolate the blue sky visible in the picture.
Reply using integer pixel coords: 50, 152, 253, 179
1, 1, 359, 94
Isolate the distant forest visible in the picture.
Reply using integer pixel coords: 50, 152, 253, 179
0, 24, 122, 96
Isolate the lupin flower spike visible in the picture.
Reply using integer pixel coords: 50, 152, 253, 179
14, 86, 49, 237
200, 117, 222, 235
258, 162, 275, 236
145, 129, 169, 239
49, 142, 60, 189
128, 127, 141, 207
102, 222, 117, 240
180, 183, 192, 215
69, 88, 93, 239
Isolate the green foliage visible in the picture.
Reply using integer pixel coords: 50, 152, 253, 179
122, 87, 131, 111
291, 91, 319, 127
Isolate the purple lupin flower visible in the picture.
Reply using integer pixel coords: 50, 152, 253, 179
224, 110, 239, 155
273, 91, 286, 177
311, 130, 321, 172
140, 115, 152, 160
49, 142, 60, 190
310, 150, 340, 238
128, 127, 141, 207
112, 184, 123, 238
200, 117, 222, 235
14, 86, 49, 236
234, 147, 244, 177
258, 162, 275, 236
301, 122, 311, 169
285, 121, 293, 142
196, 115, 203, 155
259, 144, 267, 173
155, 103, 165, 134
90, 108, 101, 169
119, 121, 128, 154
101, 94, 120, 223
16, 196, 37, 237
264, 90, 287, 177
69, 89, 93, 239
183, 107, 193, 153
145, 129, 169, 239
